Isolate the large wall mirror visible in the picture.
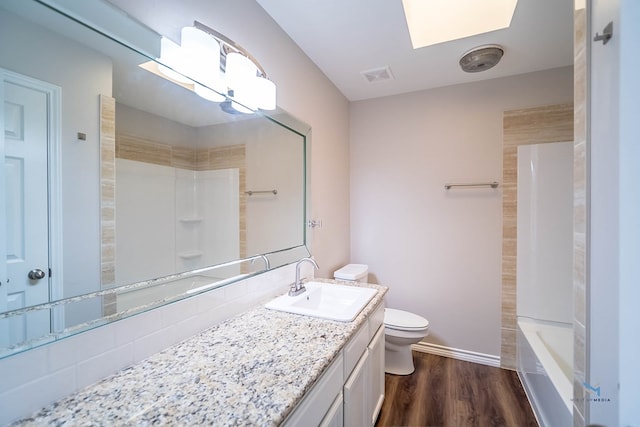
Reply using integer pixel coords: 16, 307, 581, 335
0, 0, 310, 357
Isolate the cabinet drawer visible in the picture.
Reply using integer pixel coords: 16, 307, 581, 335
283, 352, 344, 426
343, 320, 369, 377
368, 302, 385, 340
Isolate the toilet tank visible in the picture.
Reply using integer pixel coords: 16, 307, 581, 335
334, 264, 369, 281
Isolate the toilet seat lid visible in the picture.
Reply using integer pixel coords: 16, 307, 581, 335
384, 308, 429, 330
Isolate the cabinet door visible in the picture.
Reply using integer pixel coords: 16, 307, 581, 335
344, 350, 368, 426
320, 391, 344, 427
367, 325, 385, 425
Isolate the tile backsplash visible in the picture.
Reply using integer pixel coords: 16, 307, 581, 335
0, 263, 302, 425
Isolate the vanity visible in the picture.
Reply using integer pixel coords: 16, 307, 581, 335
10, 280, 387, 426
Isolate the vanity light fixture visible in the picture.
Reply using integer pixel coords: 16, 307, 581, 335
156, 21, 276, 114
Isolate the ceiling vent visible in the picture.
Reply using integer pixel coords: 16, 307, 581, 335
361, 66, 394, 83
459, 45, 504, 73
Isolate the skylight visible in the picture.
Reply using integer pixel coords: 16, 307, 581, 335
402, 0, 518, 49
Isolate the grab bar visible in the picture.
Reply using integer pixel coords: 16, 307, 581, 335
444, 181, 499, 190
245, 189, 277, 196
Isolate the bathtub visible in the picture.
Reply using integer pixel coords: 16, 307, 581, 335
517, 317, 573, 427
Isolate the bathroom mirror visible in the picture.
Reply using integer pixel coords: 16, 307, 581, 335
0, 0, 309, 357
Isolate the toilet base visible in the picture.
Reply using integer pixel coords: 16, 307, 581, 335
384, 341, 416, 375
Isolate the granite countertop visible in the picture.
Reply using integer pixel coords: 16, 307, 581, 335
12, 280, 387, 426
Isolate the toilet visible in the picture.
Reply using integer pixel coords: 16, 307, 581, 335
334, 264, 430, 376
383, 308, 430, 375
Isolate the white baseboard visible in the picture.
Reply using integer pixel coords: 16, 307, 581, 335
412, 342, 501, 368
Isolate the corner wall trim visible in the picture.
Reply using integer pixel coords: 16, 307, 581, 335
412, 342, 501, 368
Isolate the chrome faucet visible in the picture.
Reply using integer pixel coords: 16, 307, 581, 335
289, 257, 319, 296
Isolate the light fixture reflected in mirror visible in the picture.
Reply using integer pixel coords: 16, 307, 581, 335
226, 52, 259, 112
154, 21, 277, 114
158, 37, 192, 84
194, 83, 226, 102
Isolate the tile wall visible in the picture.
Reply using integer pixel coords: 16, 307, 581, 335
572, 5, 589, 425
100, 95, 117, 314
100, 110, 249, 286
115, 132, 248, 260
501, 6, 589, 424
500, 103, 574, 369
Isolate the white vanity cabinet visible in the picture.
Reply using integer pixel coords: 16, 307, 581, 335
344, 347, 369, 425
283, 301, 385, 427
283, 352, 345, 426
367, 325, 386, 424
319, 392, 344, 427
344, 303, 385, 427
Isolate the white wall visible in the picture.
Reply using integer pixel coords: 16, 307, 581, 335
0, 11, 111, 324
350, 67, 573, 357
106, 0, 352, 278
589, 0, 620, 424
618, 2, 640, 425
590, 0, 640, 425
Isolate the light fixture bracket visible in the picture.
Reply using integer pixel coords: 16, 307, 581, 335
193, 21, 268, 78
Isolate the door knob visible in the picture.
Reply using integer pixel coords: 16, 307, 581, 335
28, 269, 46, 280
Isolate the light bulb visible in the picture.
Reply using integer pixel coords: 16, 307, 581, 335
158, 37, 191, 84
226, 52, 259, 113
231, 101, 255, 114
226, 52, 258, 88
181, 27, 220, 81
229, 84, 258, 113
194, 83, 226, 102
255, 77, 276, 110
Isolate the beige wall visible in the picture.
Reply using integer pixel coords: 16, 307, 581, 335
106, 0, 351, 278
350, 67, 573, 357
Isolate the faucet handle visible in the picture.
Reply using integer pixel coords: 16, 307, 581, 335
288, 282, 306, 296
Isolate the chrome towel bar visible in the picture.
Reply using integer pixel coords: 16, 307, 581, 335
245, 189, 278, 196
444, 181, 499, 190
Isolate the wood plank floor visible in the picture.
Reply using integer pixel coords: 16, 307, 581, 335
375, 352, 538, 427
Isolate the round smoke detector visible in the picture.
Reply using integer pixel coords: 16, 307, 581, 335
459, 45, 504, 73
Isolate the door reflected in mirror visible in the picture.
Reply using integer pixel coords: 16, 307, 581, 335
0, 0, 309, 357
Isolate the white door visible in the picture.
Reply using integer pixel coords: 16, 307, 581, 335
1, 75, 51, 347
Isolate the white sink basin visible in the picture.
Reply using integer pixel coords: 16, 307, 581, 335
265, 281, 377, 322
